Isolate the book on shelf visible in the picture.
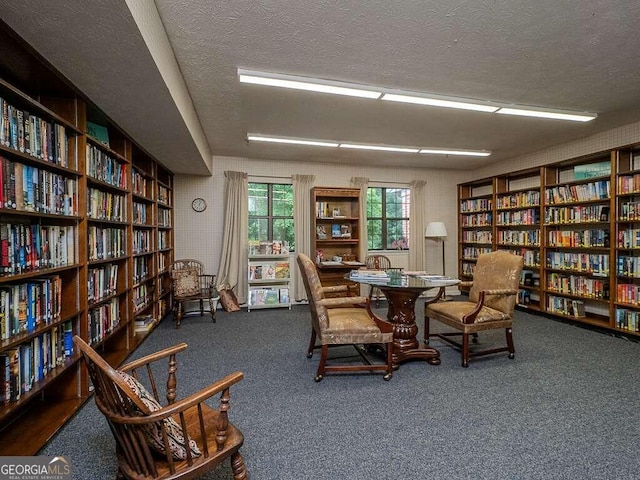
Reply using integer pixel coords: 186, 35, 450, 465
86, 121, 110, 147
331, 224, 341, 238
279, 288, 289, 304
275, 262, 290, 279
316, 225, 327, 240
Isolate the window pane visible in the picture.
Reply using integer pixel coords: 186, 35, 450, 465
367, 187, 383, 217
273, 218, 295, 251
367, 219, 383, 250
386, 220, 409, 249
248, 218, 269, 241
385, 188, 410, 218
248, 183, 268, 216
272, 184, 293, 217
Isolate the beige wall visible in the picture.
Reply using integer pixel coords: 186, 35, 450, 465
174, 156, 467, 298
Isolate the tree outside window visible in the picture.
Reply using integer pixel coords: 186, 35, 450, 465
248, 183, 295, 250
367, 187, 410, 250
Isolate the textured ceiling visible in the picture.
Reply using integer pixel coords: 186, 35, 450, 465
2, 1, 640, 174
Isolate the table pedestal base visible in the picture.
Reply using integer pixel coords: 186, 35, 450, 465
379, 287, 441, 369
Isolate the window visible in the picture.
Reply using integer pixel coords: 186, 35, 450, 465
366, 187, 410, 250
248, 183, 295, 250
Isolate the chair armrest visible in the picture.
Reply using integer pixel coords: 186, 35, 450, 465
120, 343, 188, 372
458, 281, 473, 289
462, 288, 519, 324
424, 287, 446, 306
321, 285, 349, 295
318, 296, 368, 308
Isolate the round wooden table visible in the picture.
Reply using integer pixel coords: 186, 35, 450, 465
349, 273, 460, 368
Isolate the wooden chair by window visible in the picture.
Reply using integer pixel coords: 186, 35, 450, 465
365, 254, 402, 307
297, 253, 394, 382
169, 259, 219, 329
424, 250, 524, 367
73, 335, 248, 480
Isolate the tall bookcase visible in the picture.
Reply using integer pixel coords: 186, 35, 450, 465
310, 187, 361, 291
457, 150, 640, 338
0, 24, 174, 454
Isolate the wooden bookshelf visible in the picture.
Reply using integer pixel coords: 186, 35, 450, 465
0, 22, 174, 453
458, 150, 640, 338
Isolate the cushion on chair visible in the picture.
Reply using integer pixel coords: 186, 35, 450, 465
172, 268, 200, 297
117, 371, 201, 460
427, 300, 511, 323
322, 307, 394, 344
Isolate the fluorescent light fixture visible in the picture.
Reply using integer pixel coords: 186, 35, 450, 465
247, 134, 338, 147
238, 68, 597, 122
247, 134, 490, 156
419, 148, 491, 157
339, 143, 420, 153
238, 69, 382, 99
382, 93, 499, 113
496, 107, 596, 122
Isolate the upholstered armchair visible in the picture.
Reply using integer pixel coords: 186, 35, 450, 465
296, 253, 394, 382
424, 250, 524, 367
73, 336, 247, 480
169, 259, 219, 329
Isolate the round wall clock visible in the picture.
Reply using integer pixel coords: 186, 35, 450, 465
191, 197, 207, 212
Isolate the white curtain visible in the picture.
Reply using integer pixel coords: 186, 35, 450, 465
292, 174, 315, 301
408, 179, 427, 271
350, 177, 369, 262
216, 171, 249, 303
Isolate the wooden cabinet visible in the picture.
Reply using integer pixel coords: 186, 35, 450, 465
0, 24, 174, 454
310, 187, 362, 292
457, 151, 640, 338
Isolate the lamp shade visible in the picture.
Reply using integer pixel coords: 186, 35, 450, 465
425, 221, 447, 238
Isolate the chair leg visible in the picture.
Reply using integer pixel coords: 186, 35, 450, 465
315, 344, 328, 382
461, 333, 470, 367
383, 342, 393, 381
506, 327, 515, 359
230, 451, 248, 480
199, 299, 204, 316
424, 314, 430, 344
307, 329, 317, 358
209, 298, 217, 323
175, 301, 183, 329
472, 332, 479, 343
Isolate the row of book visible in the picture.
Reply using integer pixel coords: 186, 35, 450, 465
618, 200, 640, 221
617, 255, 640, 277
1, 157, 78, 215
616, 284, 640, 305
88, 299, 119, 345
496, 230, 540, 246
461, 246, 493, 260
133, 257, 149, 284
495, 209, 539, 225
248, 287, 289, 306
132, 169, 148, 197
0, 321, 73, 404
547, 229, 609, 248
546, 252, 609, 276
88, 226, 126, 261
617, 173, 640, 195
496, 190, 540, 209
544, 205, 609, 224
87, 188, 126, 222
460, 198, 492, 213
158, 208, 171, 228
614, 308, 640, 332
134, 314, 155, 334
545, 180, 610, 204
547, 273, 609, 299
133, 230, 151, 255
157, 185, 171, 206
158, 231, 169, 250
248, 262, 290, 280
1, 96, 69, 166
132, 202, 148, 225
349, 269, 390, 282
88, 265, 118, 305
86, 144, 127, 188
500, 248, 540, 267
460, 212, 492, 227
132, 284, 151, 313
1, 223, 75, 275
461, 231, 492, 244
0, 276, 62, 340
546, 295, 586, 318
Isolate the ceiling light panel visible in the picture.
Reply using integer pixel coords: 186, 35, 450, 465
419, 148, 491, 157
247, 135, 339, 147
339, 143, 420, 153
496, 107, 596, 122
382, 93, 499, 113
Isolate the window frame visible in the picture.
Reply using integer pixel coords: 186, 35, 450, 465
248, 182, 295, 251
366, 186, 410, 251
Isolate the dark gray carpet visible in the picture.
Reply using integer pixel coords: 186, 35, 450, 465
40, 301, 640, 479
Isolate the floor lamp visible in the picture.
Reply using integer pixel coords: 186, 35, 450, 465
425, 221, 449, 299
